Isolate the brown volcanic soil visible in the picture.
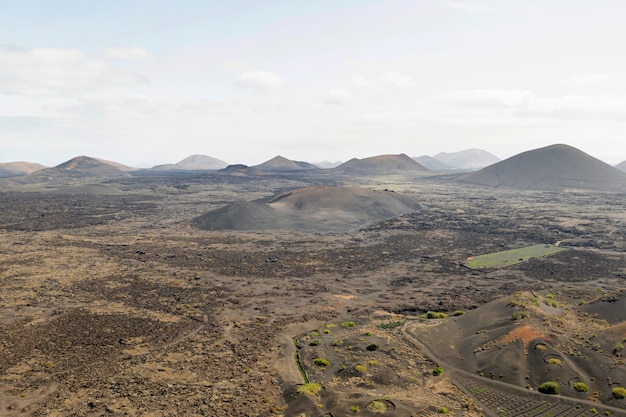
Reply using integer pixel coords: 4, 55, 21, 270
0, 170, 625, 416
193, 185, 423, 232
460, 143, 626, 191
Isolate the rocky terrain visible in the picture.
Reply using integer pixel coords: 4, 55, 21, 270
0, 145, 625, 416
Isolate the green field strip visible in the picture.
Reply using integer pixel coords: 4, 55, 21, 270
466, 244, 566, 269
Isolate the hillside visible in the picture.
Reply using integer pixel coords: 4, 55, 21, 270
334, 153, 428, 174
410, 290, 626, 409
459, 144, 626, 191
193, 185, 422, 232
0, 161, 46, 178
616, 161, 626, 173
254, 155, 318, 171
433, 148, 500, 170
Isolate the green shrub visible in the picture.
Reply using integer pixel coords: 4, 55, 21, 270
313, 358, 330, 367
612, 387, 626, 399
350, 405, 360, 413
309, 339, 322, 346
297, 383, 321, 395
574, 382, 589, 392
341, 321, 355, 327
614, 342, 624, 355
354, 364, 367, 372
538, 381, 560, 394
368, 400, 386, 413
421, 311, 448, 319
438, 406, 450, 414
535, 344, 547, 351
432, 367, 444, 376
323, 329, 330, 334
548, 358, 562, 365
452, 310, 465, 316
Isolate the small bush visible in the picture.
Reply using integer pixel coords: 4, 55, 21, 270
368, 400, 386, 413
452, 310, 465, 316
341, 321, 355, 327
313, 358, 329, 367
350, 405, 360, 413
548, 358, 562, 365
612, 387, 626, 399
432, 367, 444, 376
297, 383, 321, 395
590, 408, 598, 414
366, 343, 379, 351
421, 311, 448, 319
323, 329, 330, 334
367, 360, 377, 366
332, 339, 343, 346
309, 340, 322, 346
538, 381, 560, 394
535, 344, 547, 351
614, 342, 624, 355
354, 364, 367, 372
574, 382, 589, 392
438, 406, 450, 414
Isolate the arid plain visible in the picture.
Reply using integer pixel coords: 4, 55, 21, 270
0, 148, 625, 417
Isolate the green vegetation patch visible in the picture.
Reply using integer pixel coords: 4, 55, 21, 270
537, 381, 560, 394
613, 387, 626, 399
466, 244, 565, 269
297, 382, 321, 396
574, 382, 589, 392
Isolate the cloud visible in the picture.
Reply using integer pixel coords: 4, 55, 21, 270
102, 46, 151, 62
439, 89, 534, 107
324, 89, 354, 105
441, 0, 498, 13
0, 46, 146, 96
380, 72, 416, 88
520, 95, 626, 121
235, 70, 285, 93
556, 73, 610, 88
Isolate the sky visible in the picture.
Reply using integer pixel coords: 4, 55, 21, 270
2, 0, 626, 168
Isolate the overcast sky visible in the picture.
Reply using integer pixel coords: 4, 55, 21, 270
2, 0, 626, 167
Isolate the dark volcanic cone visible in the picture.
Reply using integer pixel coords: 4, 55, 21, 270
193, 185, 422, 232
459, 144, 626, 191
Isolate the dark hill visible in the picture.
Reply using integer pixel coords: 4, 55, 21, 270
334, 154, 428, 174
193, 185, 422, 232
433, 148, 500, 170
459, 144, 626, 191
0, 161, 46, 178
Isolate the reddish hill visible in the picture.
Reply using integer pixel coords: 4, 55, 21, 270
0, 161, 46, 178
254, 155, 318, 171
334, 154, 428, 174
16, 156, 131, 183
459, 144, 626, 191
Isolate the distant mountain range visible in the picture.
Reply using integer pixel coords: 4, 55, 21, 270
412, 149, 500, 171
2, 147, 626, 193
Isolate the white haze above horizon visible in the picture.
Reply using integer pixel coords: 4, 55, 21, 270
2, 1, 626, 168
